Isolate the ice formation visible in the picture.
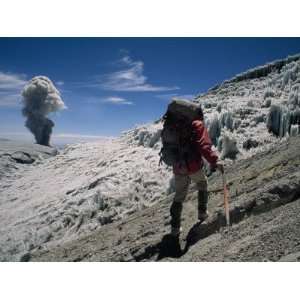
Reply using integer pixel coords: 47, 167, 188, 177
218, 131, 239, 160
0, 135, 172, 261
207, 113, 221, 146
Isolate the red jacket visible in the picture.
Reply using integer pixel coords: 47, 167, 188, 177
173, 120, 218, 175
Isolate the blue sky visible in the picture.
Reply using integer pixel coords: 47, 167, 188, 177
1, 38, 300, 143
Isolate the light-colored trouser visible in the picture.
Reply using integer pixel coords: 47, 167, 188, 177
174, 169, 208, 203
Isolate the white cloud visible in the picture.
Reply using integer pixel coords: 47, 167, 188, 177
155, 93, 178, 100
0, 92, 21, 107
102, 96, 133, 105
98, 55, 179, 92
156, 93, 195, 101
0, 71, 27, 107
0, 72, 26, 89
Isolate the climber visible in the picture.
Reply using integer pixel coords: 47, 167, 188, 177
160, 99, 224, 237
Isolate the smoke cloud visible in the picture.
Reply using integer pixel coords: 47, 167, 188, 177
22, 76, 66, 146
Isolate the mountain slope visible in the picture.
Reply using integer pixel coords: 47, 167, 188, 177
29, 136, 300, 262
1, 53, 300, 261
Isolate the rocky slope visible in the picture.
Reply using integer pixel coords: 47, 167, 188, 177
0, 140, 57, 180
29, 136, 300, 262
1, 53, 300, 261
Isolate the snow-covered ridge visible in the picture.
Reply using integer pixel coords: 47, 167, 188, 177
192, 54, 300, 160
209, 53, 300, 91
120, 122, 162, 149
123, 54, 300, 161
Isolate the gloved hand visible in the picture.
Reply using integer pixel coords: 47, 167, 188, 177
216, 162, 224, 174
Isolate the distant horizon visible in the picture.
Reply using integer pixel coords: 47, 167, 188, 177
0, 132, 115, 147
1, 37, 300, 144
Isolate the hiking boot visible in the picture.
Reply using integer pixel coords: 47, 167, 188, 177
198, 210, 209, 223
170, 226, 182, 237
170, 201, 183, 229
198, 190, 209, 222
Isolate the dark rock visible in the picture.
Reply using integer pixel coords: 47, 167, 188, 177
11, 151, 35, 164
243, 138, 259, 150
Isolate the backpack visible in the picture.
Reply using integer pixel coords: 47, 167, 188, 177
159, 99, 202, 167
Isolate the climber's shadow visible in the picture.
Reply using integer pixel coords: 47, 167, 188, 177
182, 222, 207, 254
156, 222, 208, 261
156, 234, 183, 261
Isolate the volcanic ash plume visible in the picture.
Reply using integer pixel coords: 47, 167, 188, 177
22, 76, 66, 146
